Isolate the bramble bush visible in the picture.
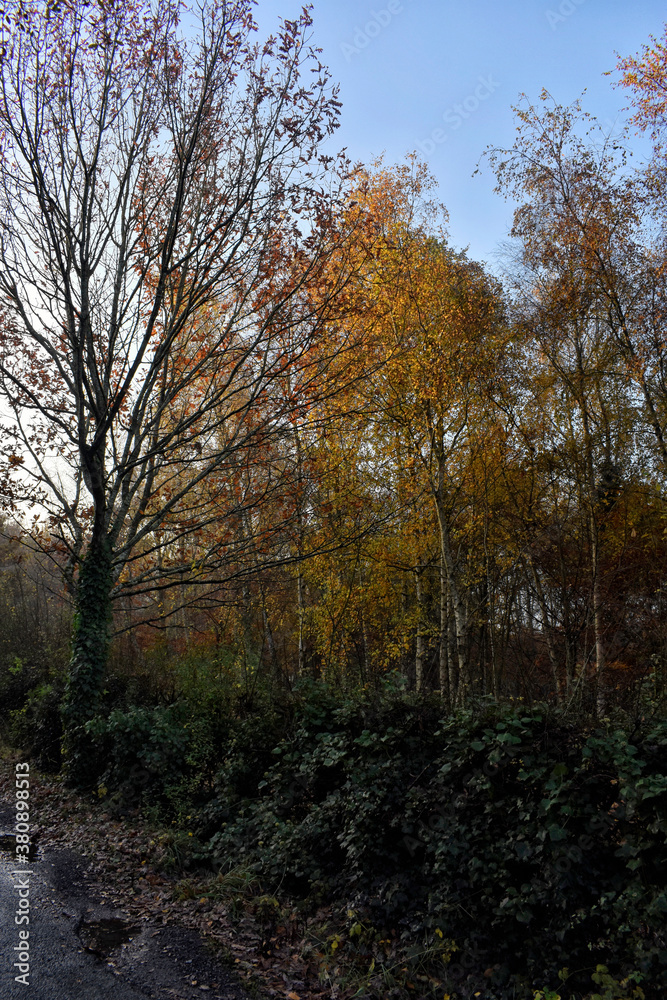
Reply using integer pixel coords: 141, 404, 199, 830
8, 679, 64, 770
195, 688, 667, 999
6, 662, 665, 999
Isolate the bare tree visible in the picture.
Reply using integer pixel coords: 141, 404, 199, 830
0, 0, 356, 755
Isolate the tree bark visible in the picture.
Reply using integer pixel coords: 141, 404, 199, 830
415, 563, 424, 694
62, 531, 113, 784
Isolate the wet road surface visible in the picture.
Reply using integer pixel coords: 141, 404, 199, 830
0, 807, 252, 1000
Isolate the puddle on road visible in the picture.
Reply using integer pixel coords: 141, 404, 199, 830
79, 917, 142, 957
0, 833, 39, 861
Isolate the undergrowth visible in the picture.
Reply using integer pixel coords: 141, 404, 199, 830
4, 668, 667, 999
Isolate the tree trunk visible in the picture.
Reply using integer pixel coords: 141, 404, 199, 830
438, 549, 450, 706
297, 569, 306, 679
415, 563, 424, 694
575, 346, 606, 717
524, 555, 562, 704
62, 532, 113, 785
357, 563, 369, 684
437, 506, 467, 706
447, 588, 458, 706
591, 552, 606, 716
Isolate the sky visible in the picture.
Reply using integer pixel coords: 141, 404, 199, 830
252, 0, 666, 272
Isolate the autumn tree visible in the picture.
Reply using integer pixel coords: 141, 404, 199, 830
0, 0, 361, 768
369, 234, 505, 704
309, 162, 507, 703
483, 92, 665, 711
616, 22, 667, 187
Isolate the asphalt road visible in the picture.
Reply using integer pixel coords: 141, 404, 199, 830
0, 807, 251, 1000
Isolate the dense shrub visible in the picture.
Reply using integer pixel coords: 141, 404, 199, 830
8, 679, 65, 771
196, 694, 667, 999
23, 672, 664, 999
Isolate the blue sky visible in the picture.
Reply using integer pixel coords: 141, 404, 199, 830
253, 0, 665, 272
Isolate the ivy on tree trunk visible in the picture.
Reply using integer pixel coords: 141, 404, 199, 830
62, 536, 113, 784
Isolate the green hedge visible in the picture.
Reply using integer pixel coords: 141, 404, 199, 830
67, 680, 667, 998
197, 694, 667, 999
